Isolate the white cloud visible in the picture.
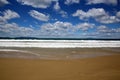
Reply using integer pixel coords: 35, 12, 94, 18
97, 16, 120, 24
76, 22, 95, 31
40, 21, 96, 37
0, 23, 34, 37
59, 11, 68, 17
80, 25, 120, 38
116, 11, 120, 18
72, 8, 120, 24
29, 10, 49, 21
17, 0, 58, 8
0, 21, 120, 38
73, 10, 89, 20
0, 21, 73, 37
53, 2, 60, 11
0, 20, 68, 37
53, 2, 67, 17
97, 25, 120, 33
0, 9, 20, 24
2, 9, 20, 20
0, 0, 9, 6
0, 16, 6, 24
65, 0, 80, 5
86, 0, 118, 6
73, 8, 107, 19
41, 21, 73, 35
97, 25, 109, 32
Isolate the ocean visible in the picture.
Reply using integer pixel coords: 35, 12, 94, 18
0, 39, 120, 48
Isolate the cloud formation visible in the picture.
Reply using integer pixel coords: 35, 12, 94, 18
0, 9, 20, 24
0, 0, 9, 6
54, 2, 67, 17
17, 0, 58, 8
0, 0, 120, 38
98, 25, 120, 33
54, 2, 60, 10
0, 20, 96, 37
40, 21, 73, 36
65, 0, 80, 5
0, 22, 34, 37
76, 22, 95, 31
29, 10, 49, 21
86, 0, 118, 6
73, 8, 120, 24
0, 20, 120, 38
116, 11, 120, 18
2, 9, 20, 20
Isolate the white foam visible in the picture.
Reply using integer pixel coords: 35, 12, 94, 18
0, 39, 120, 48
0, 49, 21, 52
0, 49, 40, 56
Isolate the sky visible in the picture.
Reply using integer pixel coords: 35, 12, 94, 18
0, 0, 120, 38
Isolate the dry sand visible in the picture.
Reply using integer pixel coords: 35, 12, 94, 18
0, 48, 120, 80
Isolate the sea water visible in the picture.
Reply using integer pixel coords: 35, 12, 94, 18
0, 39, 120, 48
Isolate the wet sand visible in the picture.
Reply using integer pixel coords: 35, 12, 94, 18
0, 48, 120, 59
0, 48, 120, 80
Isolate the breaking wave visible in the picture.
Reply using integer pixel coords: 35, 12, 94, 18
0, 39, 120, 48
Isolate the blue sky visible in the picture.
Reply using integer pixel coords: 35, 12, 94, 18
0, 0, 120, 38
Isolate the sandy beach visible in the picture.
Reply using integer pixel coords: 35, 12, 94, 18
0, 0, 120, 79
0, 48, 120, 80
